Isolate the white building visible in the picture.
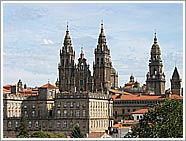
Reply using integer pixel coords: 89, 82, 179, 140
130, 108, 148, 120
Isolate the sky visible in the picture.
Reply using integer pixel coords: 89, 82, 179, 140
2, 2, 184, 89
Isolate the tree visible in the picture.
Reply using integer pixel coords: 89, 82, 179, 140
71, 125, 84, 138
17, 116, 30, 138
125, 98, 183, 138
30, 131, 66, 138
31, 131, 48, 138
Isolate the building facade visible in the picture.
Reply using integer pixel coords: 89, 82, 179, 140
111, 91, 182, 123
3, 80, 113, 137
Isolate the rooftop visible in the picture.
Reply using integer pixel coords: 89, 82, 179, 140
130, 108, 148, 114
112, 93, 182, 101
40, 83, 58, 89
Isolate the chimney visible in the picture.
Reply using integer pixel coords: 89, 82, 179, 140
165, 89, 171, 98
11, 85, 16, 94
24, 83, 27, 89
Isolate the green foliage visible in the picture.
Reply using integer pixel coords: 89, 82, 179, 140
71, 125, 84, 138
56, 134, 67, 138
17, 116, 30, 138
31, 131, 48, 138
30, 131, 66, 138
125, 98, 183, 138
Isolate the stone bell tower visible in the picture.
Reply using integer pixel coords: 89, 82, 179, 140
58, 24, 75, 92
146, 33, 166, 95
93, 23, 117, 92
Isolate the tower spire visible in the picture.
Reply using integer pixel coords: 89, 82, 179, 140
67, 21, 69, 31
98, 21, 106, 45
80, 46, 84, 59
154, 32, 158, 44
63, 22, 71, 46
101, 20, 104, 30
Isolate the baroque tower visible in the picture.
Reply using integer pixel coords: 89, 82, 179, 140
74, 48, 92, 92
146, 33, 166, 95
170, 67, 182, 95
93, 23, 118, 92
58, 25, 75, 92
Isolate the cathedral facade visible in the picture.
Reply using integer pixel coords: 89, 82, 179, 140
57, 23, 118, 93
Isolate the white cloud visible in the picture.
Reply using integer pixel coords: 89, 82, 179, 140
43, 39, 54, 45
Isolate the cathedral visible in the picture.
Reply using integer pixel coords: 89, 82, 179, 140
57, 23, 118, 93
3, 22, 183, 138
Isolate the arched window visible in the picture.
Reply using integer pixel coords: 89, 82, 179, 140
154, 69, 157, 75
57, 110, 61, 118
97, 58, 99, 65
8, 121, 11, 128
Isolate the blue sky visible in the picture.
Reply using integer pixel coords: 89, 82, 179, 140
2, 2, 184, 89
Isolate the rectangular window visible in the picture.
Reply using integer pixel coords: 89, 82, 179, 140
83, 110, 86, 117
122, 109, 125, 114
57, 110, 61, 118
28, 121, 32, 128
49, 121, 52, 128
70, 121, 73, 128
64, 102, 67, 108
101, 58, 103, 64
15, 121, 18, 128
137, 116, 139, 120
42, 122, 45, 128
82, 102, 86, 107
76, 110, 80, 117
57, 102, 61, 108
64, 110, 67, 117
57, 121, 61, 128
24, 111, 28, 118
32, 111, 35, 118
62, 59, 64, 65
80, 80, 84, 85
76, 102, 80, 107
35, 121, 39, 128
32, 104, 35, 109
70, 102, 73, 108
70, 110, 73, 117
63, 121, 67, 128
97, 58, 99, 64
115, 111, 117, 119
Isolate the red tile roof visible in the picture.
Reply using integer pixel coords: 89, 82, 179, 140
112, 93, 182, 101
112, 124, 131, 129
169, 94, 182, 99
3, 84, 12, 90
40, 83, 57, 89
87, 132, 105, 138
130, 108, 148, 114
3, 88, 11, 95
126, 81, 135, 85
124, 85, 133, 89
109, 89, 132, 95
112, 94, 164, 101
32, 87, 39, 91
